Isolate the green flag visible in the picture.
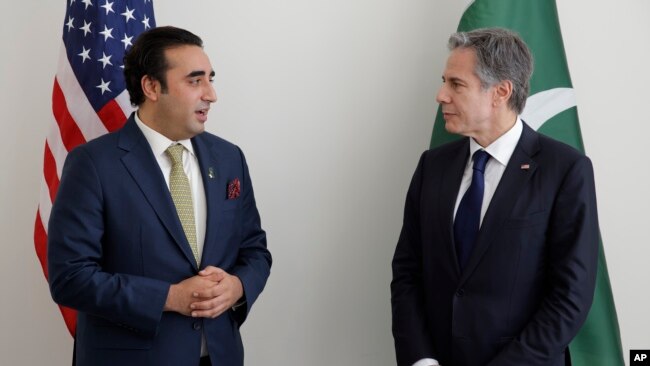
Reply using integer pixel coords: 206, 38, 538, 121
430, 1, 624, 365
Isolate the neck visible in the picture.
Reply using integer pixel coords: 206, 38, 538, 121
135, 104, 178, 141
136, 104, 155, 129
473, 111, 517, 147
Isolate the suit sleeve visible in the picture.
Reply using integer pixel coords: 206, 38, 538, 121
229, 147, 272, 325
488, 156, 599, 365
48, 146, 170, 338
391, 152, 437, 366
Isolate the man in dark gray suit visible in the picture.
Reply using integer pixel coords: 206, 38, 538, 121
391, 28, 598, 366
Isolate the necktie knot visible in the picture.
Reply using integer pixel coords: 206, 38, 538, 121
166, 144, 185, 165
472, 150, 490, 173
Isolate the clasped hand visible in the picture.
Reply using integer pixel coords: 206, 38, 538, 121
164, 266, 243, 319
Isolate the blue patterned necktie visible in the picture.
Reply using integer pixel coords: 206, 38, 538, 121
454, 149, 491, 271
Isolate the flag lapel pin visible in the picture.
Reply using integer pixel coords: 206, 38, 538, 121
520, 163, 530, 170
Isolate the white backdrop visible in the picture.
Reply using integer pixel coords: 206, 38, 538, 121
1, 0, 648, 365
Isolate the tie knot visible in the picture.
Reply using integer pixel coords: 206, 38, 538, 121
165, 144, 185, 165
472, 150, 490, 173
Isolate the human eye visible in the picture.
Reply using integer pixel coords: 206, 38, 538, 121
451, 81, 463, 90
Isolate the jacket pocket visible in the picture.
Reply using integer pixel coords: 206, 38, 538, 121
87, 317, 153, 350
222, 197, 241, 211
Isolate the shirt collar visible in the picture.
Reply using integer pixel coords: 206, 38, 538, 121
134, 111, 196, 158
469, 117, 523, 167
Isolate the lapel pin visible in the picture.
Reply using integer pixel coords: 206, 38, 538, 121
208, 167, 215, 179
520, 163, 530, 170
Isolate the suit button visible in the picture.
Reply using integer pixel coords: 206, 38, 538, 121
456, 289, 465, 297
193, 322, 202, 331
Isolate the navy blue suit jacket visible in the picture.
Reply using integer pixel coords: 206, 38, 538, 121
391, 123, 598, 366
48, 115, 271, 366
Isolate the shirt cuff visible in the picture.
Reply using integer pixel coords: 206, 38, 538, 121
231, 298, 246, 311
412, 358, 439, 366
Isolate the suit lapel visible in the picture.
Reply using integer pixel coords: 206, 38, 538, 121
459, 123, 540, 285
437, 139, 471, 275
118, 116, 198, 268
191, 134, 227, 268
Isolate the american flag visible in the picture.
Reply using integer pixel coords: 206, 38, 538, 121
35, 0, 156, 337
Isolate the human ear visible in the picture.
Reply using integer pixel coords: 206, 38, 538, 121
493, 80, 513, 107
141, 75, 161, 102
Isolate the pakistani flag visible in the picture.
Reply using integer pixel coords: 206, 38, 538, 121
430, 1, 624, 365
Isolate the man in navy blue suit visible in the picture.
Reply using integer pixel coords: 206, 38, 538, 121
48, 26, 271, 366
391, 28, 598, 366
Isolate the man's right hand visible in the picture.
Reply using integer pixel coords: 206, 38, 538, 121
164, 275, 219, 316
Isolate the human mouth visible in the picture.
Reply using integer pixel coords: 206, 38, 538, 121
195, 108, 209, 122
442, 111, 455, 120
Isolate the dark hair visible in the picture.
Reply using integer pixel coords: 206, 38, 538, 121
448, 28, 533, 114
123, 26, 203, 106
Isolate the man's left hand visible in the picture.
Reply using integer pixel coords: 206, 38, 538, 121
189, 266, 244, 318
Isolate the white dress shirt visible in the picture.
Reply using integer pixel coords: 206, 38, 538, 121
134, 112, 207, 261
134, 112, 209, 357
414, 118, 523, 366
454, 118, 523, 226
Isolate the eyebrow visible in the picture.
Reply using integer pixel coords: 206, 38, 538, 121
443, 76, 465, 84
186, 70, 216, 78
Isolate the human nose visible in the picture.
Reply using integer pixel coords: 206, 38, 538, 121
436, 83, 450, 104
203, 83, 217, 103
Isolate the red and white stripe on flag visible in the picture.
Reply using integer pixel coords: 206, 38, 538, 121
35, 0, 155, 337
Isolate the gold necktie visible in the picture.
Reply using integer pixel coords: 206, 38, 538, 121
165, 144, 199, 264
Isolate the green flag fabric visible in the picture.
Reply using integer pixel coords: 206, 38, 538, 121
430, 1, 624, 365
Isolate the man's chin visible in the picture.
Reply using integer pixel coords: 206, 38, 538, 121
191, 123, 206, 136
444, 121, 460, 135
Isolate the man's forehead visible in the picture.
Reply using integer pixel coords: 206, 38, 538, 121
164, 45, 212, 70
446, 48, 476, 67
443, 48, 478, 78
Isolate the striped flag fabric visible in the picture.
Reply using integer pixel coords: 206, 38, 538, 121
35, 0, 155, 336
430, 1, 624, 365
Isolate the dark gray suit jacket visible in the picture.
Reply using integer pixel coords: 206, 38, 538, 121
391, 123, 598, 366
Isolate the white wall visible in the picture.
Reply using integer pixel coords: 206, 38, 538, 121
1, 0, 647, 365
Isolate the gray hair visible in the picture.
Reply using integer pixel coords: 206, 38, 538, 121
448, 28, 533, 114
